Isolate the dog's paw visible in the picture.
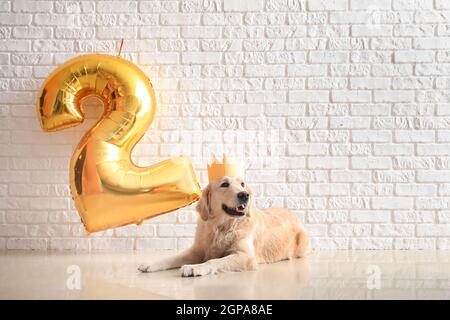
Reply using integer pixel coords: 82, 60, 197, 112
180, 264, 216, 277
138, 264, 157, 273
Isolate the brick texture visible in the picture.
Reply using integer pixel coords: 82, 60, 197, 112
0, 0, 449, 251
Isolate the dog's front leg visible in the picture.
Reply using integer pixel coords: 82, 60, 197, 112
181, 252, 257, 277
138, 249, 202, 273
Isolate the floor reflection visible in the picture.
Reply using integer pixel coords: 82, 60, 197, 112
0, 251, 449, 299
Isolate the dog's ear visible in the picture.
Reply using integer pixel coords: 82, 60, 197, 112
196, 184, 211, 221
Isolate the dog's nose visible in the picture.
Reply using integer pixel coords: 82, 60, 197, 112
237, 191, 249, 202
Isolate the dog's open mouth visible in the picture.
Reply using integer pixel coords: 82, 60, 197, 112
222, 203, 246, 217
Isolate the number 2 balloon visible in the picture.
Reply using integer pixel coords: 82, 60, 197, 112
37, 54, 201, 233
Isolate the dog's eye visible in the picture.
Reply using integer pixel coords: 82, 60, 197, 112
241, 182, 245, 187
220, 182, 230, 188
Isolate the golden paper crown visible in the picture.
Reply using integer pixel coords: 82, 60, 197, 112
207, 154, 244, 182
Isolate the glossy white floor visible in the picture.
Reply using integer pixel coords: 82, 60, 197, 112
0, 251, 449, 300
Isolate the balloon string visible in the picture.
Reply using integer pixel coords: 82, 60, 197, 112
118, 39, 124, 57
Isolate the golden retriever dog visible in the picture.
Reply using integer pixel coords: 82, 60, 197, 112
138, 176, 310, 277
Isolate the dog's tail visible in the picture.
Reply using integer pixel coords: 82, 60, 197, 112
295, 228, 311, 258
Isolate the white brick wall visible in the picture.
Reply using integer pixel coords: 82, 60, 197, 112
1, 0, 450, 251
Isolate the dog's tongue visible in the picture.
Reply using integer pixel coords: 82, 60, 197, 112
236, 204, 246, 212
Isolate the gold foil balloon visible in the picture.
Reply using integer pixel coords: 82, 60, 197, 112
37, 54, 201, 233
